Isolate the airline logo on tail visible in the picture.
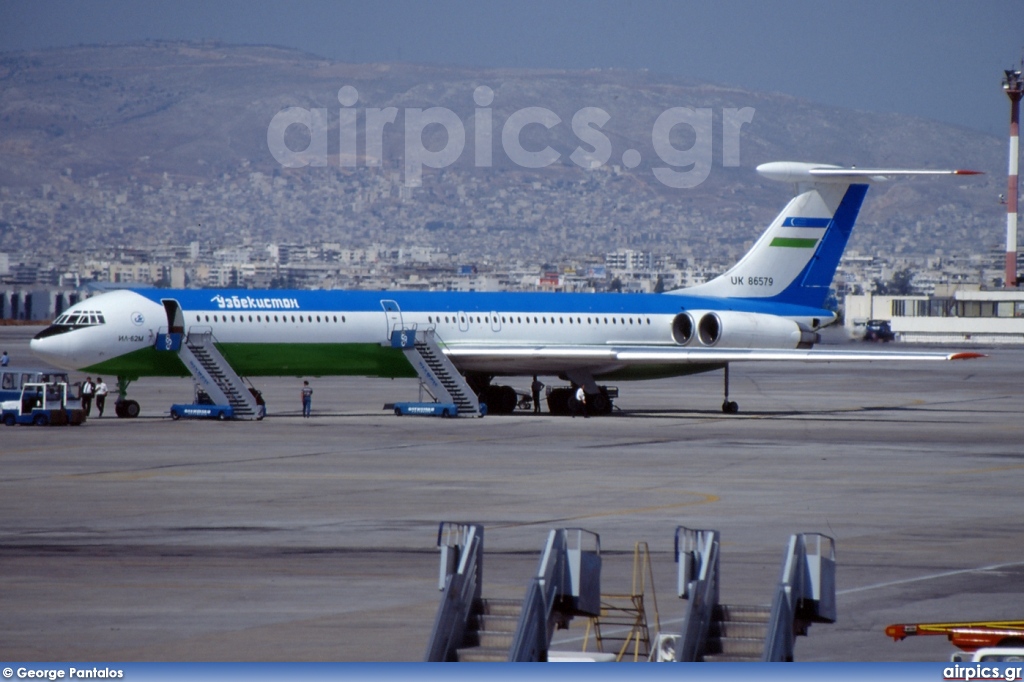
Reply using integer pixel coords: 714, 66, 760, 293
771, 217, 830, 249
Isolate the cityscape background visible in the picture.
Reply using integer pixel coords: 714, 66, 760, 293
0, 3, 1021, 318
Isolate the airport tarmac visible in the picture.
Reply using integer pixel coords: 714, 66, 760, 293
0, 324, 1022, 662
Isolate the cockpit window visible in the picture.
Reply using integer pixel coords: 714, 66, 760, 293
34, 310, 107, 340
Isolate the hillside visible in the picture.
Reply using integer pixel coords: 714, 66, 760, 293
0, 41, 1008, 264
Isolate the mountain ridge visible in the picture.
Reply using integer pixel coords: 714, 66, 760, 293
0, 41, 1008, 263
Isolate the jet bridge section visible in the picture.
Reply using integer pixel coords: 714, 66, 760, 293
156, 299, 263, 420
425, 523, 601, 662
662, 527, 836, 662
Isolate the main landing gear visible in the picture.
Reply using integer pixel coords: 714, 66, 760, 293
467, 374, 615, 416
722, 364, 739, 414
467, 374, 519, 415
544, 386, 614, 416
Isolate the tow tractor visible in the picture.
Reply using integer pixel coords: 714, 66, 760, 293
1, 382, 87, 426
886, 619, 1024, 653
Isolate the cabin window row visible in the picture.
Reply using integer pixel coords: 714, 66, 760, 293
425, 314, 652, 326
197, 314, 347, 324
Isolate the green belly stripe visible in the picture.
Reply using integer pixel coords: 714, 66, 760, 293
770, 237, 818, 248
83, 343, 417, 380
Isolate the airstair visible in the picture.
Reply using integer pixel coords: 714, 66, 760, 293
660, 527, 836, 662
390, 329, 484, 417
178, 330, 263, 420
425, 522, 602, 662
156, 299, 263, 420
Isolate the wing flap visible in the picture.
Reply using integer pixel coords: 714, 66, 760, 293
444, 344, 984, 364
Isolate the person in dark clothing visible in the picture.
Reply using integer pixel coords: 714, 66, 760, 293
531, 376, 544, 414
301, 380, 313, 418
81, 376, 95, 416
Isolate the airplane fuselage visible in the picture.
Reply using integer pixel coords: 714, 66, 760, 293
31, 288, 832, 382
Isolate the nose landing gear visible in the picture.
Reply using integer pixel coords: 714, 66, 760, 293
113, 376, 141, 418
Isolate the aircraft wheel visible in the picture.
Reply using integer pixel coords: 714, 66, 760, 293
122, 400, 140, 418
722, 401, 739, 414
479, 386, 517, 414
499, 385, 518, 413
589, 389, 613, 416
546, 388, 572, 415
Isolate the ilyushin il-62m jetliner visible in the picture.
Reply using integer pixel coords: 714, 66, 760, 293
31, 162, 983, 418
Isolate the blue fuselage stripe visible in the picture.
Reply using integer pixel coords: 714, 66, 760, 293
131, 289, 831, 320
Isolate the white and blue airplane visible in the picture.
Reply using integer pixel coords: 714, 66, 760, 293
30, 162, 983, 417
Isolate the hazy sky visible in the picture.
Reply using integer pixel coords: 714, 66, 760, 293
1, 0, 1020, 137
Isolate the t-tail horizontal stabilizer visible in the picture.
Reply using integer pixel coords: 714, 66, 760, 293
677, 162, 983, 308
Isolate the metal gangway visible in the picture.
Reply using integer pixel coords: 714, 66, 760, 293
657, 527, 836, 662
425, 522, 602, 662
390, 329, 484, 417
156, 299, 263, 420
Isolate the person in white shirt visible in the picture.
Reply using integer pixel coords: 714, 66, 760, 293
94, 377, 109, 417
571, 384, 588, 418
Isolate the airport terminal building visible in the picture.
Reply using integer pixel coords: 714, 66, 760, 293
845, 285, 1024, 344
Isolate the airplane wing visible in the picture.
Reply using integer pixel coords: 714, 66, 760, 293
444, 344, 983, 364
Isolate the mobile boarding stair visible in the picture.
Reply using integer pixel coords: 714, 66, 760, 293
655, 527, 836, 662
390, 329, 485, 417
156, 299, 264, 420
425, 522, 602, 661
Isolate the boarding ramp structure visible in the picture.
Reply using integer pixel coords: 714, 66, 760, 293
390, 329, 484, 417
581, 542, 661, 661
425, 523, 602, 662
661, 527, 836, 662
156, 299, 263, 420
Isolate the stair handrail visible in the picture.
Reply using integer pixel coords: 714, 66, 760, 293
185, 324, 214, 342
761, 533, 836, 662
424, 522, 484, 662
183, 326, 253, 394
675, 526, 720, 662
509, 528, 601, 662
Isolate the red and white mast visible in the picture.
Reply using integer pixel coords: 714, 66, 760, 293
1003, 67, 1023, 288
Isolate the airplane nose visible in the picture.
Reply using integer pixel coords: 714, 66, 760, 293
30, 331, 71, 368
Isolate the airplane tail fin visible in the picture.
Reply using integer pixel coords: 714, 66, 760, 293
676, 162, 982, 309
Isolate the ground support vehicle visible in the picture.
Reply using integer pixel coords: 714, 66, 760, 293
1, 382, 86, 426
887, 620, 1024, 653
391, 402, 464, 417
170, 403, 235, 421
170, 386, 243, 421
